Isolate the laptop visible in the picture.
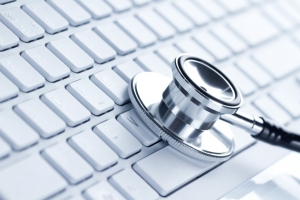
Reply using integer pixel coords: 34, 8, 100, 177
0, 0, 300, 199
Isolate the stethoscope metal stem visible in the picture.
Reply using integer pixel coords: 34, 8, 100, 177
220, 112, 264, 136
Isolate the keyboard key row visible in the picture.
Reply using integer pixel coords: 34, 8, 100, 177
0, 131, 150, 200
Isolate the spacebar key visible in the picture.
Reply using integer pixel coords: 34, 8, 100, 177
0, 154, 67, 200
133, 146, 216, 196
134, 122, 255, 196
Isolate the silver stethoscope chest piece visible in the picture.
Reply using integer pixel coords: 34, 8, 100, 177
129, 54, 243, 162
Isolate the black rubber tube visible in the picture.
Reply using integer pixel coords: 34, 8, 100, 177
252, 118, 300, 152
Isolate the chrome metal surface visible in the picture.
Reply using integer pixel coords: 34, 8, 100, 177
181, 59, 235, 102
220, 112, 264, 136
129, 72, 235, 162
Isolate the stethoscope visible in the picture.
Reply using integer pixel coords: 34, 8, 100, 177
128, 54, 300, 162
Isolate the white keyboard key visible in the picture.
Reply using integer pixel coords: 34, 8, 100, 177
117, 16, 157, 48
216, 0, 249, 13
69, 130, 118, 171
15, 99, 66, 138
0, 155, 67, 200
104, 0, 132, 12
0, 72, 18, 102
156, 45, 182, 64
41, 88, 91, 127
193, 31, 231, 61
42, 142, 94, 184
222, 65, 257, 96
47, 38, 94, 73
0, 110, 39, 150
132, 0, 150, 6
211, 24, 248, 54
48, 0, 91, 26
91, 69, 129, 105
254, 96, 292, 125
94, 119, 142, 158
84, 181, 126, 200
0, 7, 44, 42
278, 1, 300, 24
235, 58, 273, 87
22, 1, 68, 34
0, 137, 11, 159
270, 80, 300, 118
252, 38, 300, 79
227, 11, 279, 46
173, 0, 210, 26
0, 54, 45, 92
71, 30, 116, 64
155, 4, 193, 33
193, 0, 226, 20
94, 23, 137, 55
67, 79, 114, 115
109, 168, 159, 200
175, 38, 214, 63
114, 60, 144, 83
135, 52, 172, 77
118, 109, 159, 146
76, 0, 112, 19
22, 45, 70, 82
136, 10, 176, 40
263, 3, 294, 31
0, 22, 18, 51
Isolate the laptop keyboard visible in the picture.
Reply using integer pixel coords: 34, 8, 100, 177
0, 0, 300, 199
